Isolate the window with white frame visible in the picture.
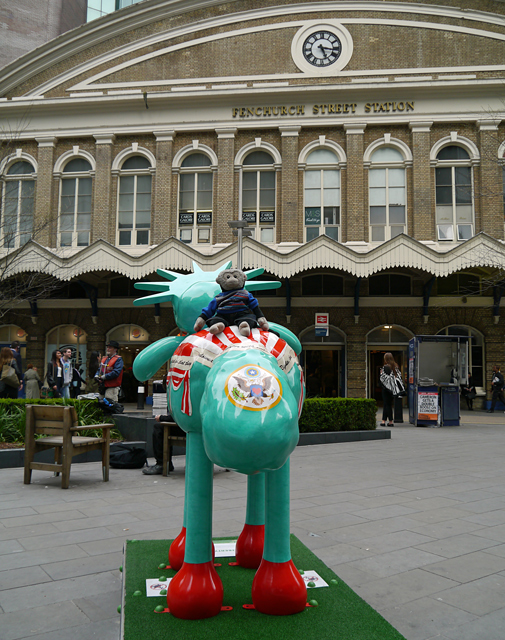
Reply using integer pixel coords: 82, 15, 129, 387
435, 145, 473, 241
1, 160, 35, 248
117, 155, 152, 247
178, 153, 213, 245
59, 158, 92, 247
242, 151, 276, 244
304, 149, 340, 242
369, 147, 406, 242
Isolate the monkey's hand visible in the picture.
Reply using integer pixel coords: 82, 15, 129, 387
257, 317, 269, 331
194, 317, 206, 332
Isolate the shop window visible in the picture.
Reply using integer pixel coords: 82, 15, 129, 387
1, 160, 35, 248
369, 147, 406, 242
435, 145, 473, 241
59, 158, 92, 248
117, 155, 152, 247
178, 153, 213, 245
242, 151, 276, 244
301, 274, 343, 296
369, 274, 411, 295
304, 149, 340, 242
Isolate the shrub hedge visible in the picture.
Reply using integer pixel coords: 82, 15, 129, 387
0, 398, 118, 444
299, 398, 377, 432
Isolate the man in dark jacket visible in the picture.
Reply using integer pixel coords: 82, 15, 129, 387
487, 364, 505, 413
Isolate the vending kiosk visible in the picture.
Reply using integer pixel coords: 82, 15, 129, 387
408, 335, 469, 427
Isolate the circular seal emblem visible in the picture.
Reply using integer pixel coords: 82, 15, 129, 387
225, 364, 282, 411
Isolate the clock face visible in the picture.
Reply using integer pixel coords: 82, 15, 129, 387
303, 31, 342, 67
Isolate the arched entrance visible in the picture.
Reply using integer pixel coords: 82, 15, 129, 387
46, 325, 87, 380
367, 324, 414, 401
106, 324, 150, 402
300, 325, 346, 398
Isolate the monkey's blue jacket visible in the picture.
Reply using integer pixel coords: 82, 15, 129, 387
199, 288, 263, 319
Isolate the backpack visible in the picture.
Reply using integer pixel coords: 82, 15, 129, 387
109, 443, 147, 469
97, 398, 124, 414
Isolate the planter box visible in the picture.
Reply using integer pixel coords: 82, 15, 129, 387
298, 429, 390, 446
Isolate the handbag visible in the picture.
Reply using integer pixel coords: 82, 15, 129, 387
1, 364, 20, 388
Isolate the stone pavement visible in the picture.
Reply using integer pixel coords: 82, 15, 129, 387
1, 410, 505, 640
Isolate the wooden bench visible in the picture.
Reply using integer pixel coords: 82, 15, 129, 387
23, 404, 113, 489
162, 421, 186, 476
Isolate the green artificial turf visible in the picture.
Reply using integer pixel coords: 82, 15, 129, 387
121, 536, 407, 640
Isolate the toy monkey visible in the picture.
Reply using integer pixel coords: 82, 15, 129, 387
194, 268, 269, 337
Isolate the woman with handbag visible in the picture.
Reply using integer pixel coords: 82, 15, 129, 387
0, 346, 21, 399
46, 350, 63, 398
379, 352, 403, 427
462, 372, 476, 410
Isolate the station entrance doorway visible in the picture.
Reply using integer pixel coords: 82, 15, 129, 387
367, 325, 413, 402
300, 325, 346, 398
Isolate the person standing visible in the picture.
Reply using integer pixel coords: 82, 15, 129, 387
46, 350, 63, 398
379, 352, 402, 427
85, 351, 101, 394
24, 364, 41, 399
487, 365, 505, 413
95, 341, 123, 403
461, 372, 476, 411
0, 347, 21, 399
10, 340, 23, 397
60, 348, 74, 399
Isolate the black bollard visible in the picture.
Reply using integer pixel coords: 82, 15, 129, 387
137, 385, 145, 410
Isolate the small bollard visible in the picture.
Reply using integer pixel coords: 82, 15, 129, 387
137, 386, 145, 410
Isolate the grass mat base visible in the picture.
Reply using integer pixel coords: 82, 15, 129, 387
122, 536, 406, 640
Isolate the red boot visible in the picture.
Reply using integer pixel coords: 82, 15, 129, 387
168, 527, 186, 571
252, 558, 306, 615
168, 561, 223, 619
235, 523, 264, 569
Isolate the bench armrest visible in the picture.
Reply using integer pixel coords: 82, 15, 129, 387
71, 424, 114, 432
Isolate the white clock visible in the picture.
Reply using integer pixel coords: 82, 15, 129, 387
303, 30, 342, 67
291, 22, 353, 75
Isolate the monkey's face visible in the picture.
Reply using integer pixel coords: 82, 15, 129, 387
217, 269, 246, 291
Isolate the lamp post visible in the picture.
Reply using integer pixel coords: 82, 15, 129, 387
227, 220, 252, 270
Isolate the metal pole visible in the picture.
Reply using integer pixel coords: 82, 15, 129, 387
237, 227, 243, 270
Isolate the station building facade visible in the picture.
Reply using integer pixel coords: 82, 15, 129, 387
1, 0, 505, 402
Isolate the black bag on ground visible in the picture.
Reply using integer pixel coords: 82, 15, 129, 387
109, 443, 147, 469
97, 398, 124, 414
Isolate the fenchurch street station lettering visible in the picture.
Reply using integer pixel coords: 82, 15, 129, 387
232, 101, 415, 117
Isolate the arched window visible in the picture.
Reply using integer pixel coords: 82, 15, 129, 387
369, 147, 406, 242
242, 150, 276, 244
369, 273, 411, 296
117, 155, 152, 246
59, 158, 93, 247
437, 325, 484, 387
178, 152, 213, 245
304, 149, 340, 242
435, 145, 473, 241
46, 325, 87, 378
301, 273, 343, 296
1, 160, 35, 248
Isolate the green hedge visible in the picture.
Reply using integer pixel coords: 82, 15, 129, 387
0, 398, 119, 444
298, 398, 378, 432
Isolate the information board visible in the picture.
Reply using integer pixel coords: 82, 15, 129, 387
417, 391, 438, 421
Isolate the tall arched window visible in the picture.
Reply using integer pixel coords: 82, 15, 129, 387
59, 158, 92, 247
1, 160, 35, 248
435, 145, 473, 241
369, 147, 406, 242
178, 152, 213, 245
437, 326, 484, 387
117, 155, 152, 246
304, 149, 340, 242
242, 150, 276, 244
